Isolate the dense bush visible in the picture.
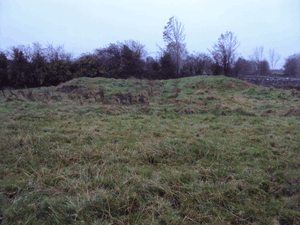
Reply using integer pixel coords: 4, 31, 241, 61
233, 57, 255, 76
72, 54, 101, 78
180, 53, 212, 77
9, 47, 32, 88
233, 58, 270, 77
41, 60, 73, 86
159, 53, 176, 79
0, 40, 296, 90
259, 60, 271, 75
284, 53, 300, 77
0, 52, 8, 88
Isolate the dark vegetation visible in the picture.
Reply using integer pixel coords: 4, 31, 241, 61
1, 17, 299, 90
1, 42, 299, 90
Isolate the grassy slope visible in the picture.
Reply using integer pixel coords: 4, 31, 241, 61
0, 75, 299, 224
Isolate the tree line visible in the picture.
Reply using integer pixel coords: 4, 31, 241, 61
0, 17, 299, 89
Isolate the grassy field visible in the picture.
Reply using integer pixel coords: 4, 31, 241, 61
0, 75, 299, 224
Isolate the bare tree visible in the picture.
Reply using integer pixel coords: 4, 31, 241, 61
208, 31, 239, 76
189, 52, 212, 75
163, 16, 187, 76
251, 46, 264, 64
7, 45, 32, 62
32, 42, 44, 54
122, 40, 147, 60
44, 44, 73, 63
268, 48, 281, 70
95, 43, 121, 77
250, 46, 265, 85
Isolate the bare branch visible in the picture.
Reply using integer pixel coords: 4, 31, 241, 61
208, 31, 240, 76
274, 53, 281, 69
162, 16, 187, 76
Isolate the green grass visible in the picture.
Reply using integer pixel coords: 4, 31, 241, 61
0, 75, 300, 224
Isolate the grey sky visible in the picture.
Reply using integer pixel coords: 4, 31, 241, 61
1, 0, 299, 69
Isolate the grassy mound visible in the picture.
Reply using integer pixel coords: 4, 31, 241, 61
0, 75, 299, 224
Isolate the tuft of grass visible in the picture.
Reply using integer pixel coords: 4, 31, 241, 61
0, 75, 300, 224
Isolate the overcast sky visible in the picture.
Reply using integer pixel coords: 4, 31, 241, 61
1, 0, 299, 69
